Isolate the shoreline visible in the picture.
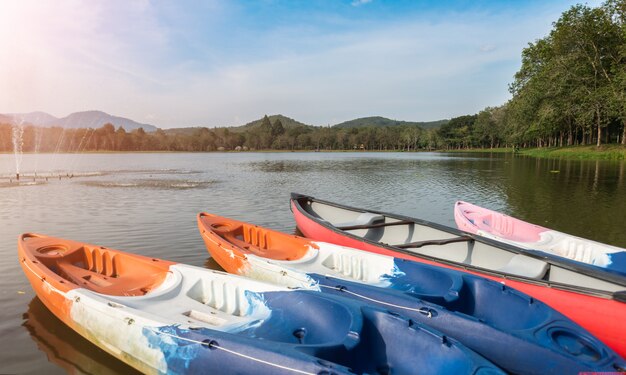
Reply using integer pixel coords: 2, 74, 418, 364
2, 145, 625, 160
443, 145, 626, 160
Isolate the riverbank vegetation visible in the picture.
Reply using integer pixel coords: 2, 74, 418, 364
1, 1, 625, 156
519, 145, 626, 160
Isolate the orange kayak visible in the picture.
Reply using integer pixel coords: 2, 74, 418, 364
18, 233, 174, 328
197, 212, 626, 374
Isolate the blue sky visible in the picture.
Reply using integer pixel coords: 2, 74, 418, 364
0, 0, 601, 128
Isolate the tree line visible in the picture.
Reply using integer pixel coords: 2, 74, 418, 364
0, 118, 440, 153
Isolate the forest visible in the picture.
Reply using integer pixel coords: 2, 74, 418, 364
438, 0, 626, 150
1, 1, 625, 153
0, 117, 436, 152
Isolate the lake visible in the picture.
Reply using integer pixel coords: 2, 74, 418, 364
1, 151, 625, 374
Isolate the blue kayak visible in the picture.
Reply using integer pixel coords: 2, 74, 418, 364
145, 290, 502, 375
198, 212, 626, 375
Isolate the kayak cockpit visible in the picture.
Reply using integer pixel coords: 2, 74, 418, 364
325, 210, 554, 280
20, 234, 171, 296
199, 213, 313, 261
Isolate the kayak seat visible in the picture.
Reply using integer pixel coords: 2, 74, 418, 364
391, 260, 464, 306
45, 245, 169, 296
335, 213, 386, 242
321, 252, 370, 282
56, 261, 167, 296
201, 215, 311, 261
334, 213, 385, 229
185, 277, 255, 317
57, 262, 165, 296
497, 254, 548, 279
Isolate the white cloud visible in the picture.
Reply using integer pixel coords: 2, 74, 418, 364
351, 0, 373, 7
479, 44, 497, 53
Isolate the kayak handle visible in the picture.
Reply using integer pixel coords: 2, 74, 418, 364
338, 220, 414, 231
393, 236, 473, 249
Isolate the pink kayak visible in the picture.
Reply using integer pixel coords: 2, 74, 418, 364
454, 201, 626, 276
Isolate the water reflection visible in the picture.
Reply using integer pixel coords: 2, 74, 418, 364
204, 256, 226, 271
0, 180, 48, 189
503, 156, 626, 245
22, 298, 140, 375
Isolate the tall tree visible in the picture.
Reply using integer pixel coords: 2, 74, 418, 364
271, 118, 285, 137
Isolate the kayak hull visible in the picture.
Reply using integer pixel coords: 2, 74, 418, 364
289, 194, 626, 359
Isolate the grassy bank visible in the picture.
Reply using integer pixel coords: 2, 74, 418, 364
445, 147, 512, 153
3, 145, 625, 159
519, 145, 626, 160
444, 145, 626, 160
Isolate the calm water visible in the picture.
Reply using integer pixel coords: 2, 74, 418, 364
1, 151, 625, 374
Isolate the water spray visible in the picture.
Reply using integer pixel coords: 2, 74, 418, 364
12, 117, 25, 179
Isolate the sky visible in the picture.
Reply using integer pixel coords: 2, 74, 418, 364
0, 0, 602, 128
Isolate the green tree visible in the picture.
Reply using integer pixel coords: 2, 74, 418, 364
271, 118, 285, 137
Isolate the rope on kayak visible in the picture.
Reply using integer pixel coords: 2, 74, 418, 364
146, 327, 317, 375
23, 264, 319, 375
239, 256, 436, 318
210, 245, 437, 319
22, 253, 322, 375
67, 298, 319, 375
319, 284, 434, 318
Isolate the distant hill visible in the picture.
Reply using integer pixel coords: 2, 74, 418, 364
0, 113, 13, 124
59, 111, 158, 132
1, 111, 449, 133
333, 116, 448, 130
2, 110, 158, 132
6, 111, 58, 126
231, 114, 315, 132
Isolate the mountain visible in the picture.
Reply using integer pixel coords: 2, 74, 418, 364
6, 111, 59, 126
1, 111, 448, 133
0, 113, 13, 124
231, 114, 315, 132
1, 110, 158, 132
60, 111, 157, 132
333, 116, 448, 130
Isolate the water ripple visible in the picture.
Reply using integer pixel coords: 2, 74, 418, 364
79, 179, 218, 190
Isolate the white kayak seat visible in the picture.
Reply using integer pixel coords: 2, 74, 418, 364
497, 254, 549, 279
335, 213, 385, 229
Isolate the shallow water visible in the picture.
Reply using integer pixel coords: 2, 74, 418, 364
1, 151, 624, 373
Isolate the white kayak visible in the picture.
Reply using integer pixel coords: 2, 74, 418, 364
454, 201, 626, 276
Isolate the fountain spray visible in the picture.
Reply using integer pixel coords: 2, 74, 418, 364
12, 120, 24, 181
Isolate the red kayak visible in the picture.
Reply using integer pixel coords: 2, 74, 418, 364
290, 193, 626, 358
